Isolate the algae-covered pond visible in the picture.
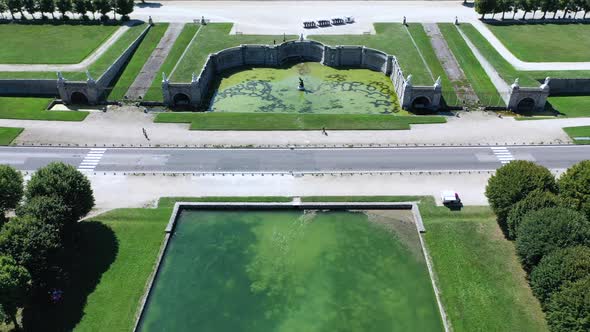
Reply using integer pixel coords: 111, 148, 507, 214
138, 209, 443, 331
209, 63, 403, 114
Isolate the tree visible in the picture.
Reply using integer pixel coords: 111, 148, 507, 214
540, 0, 560, 17
25, 162, 94, 223
560, 0, 573, 17
519, 0, 537, 18
506, 190, 560, 240
485, 160, 557, 234
0, 0, 7, 18
583, 0, 590, 18
113, 0, 132, 19
55, 0, 71, 18
530, 246, 590, 305
86, 0, 94, 19
546, 276, 590, 332
38, 0, 55, 18
22, 0, 35, 18
0, 216, 62, 287
516, 207, 590, 272
6, 0, 23, 19
92, 0, 110, 19
559, 160, 590, 219
497, 0, 515, 19
0, 256, 31, 329
73, 0, 86, 18
476, 0, 498, 18
0, 165, 23, 225
16, 195, 70, 231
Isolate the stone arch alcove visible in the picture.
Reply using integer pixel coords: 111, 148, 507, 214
70, 91, 89, 105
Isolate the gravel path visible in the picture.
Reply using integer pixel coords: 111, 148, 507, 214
125, 23, 184, 100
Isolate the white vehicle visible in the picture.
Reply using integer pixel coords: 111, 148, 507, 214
441, 190, 461, 205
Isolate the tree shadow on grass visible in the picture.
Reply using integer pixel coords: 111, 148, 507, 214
22, 221, 118, 332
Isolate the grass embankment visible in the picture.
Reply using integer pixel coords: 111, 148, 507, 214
154, 112, 446, 130
563, 126, 590, 144
171, 23, 295, 82
0, 97, 88, 121
486, 23, 590, 62
547, 96, 590, 118
438, 23, 503, 105
0, 24, 118, 64
65, 195, 546, 331
0, 127, 23, 145
106, 23, 169, 100
143, 24, 199, 101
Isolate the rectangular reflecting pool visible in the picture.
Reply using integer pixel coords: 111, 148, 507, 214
138, 209, 444, 331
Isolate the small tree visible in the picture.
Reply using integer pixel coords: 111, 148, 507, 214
540, 0, 560, 17
476, 0, 498, 18
546, 276, 590, 332
22, 0, 36, 18
560, 160, 590, 221
113, 0, 131, 19
6, 0, 23, 19
73, 0, 86, 18
86, 0, 94, 19
38, 0, 55, 18
55, 0, 71, 18
0, 256, 31, 329
516, 207, 590, 272
583, 0, 590, 18
0, 0, 7, 18
506, 190, 560, 240
497, 0, 515, 19
519, 0, 537, 18
0, 165, 23, 225
25, 162, 94, 224
485, 160, 557, 235
530, 246, 590, 305
560, 0, 573, 17
92, 0, 110, 19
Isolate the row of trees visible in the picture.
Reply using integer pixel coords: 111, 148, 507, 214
0, 162, 94, 329
475, 0, 590, 20
0, 0, 134, 20
485, 160, 590, 331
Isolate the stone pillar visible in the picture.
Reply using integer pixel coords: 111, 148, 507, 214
385, 55, 394, 75
431, 76, 442, 107
401, 75, 413, 109
190, 72, 201, 107
507, 78, 520, 111
85, 71, 100, 105
56, 72, 69, 103
162, 73, 171, 106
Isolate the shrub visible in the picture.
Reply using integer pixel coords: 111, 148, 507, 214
506, 190, 560, 240
485, 161, 557, 234
516, 207, 590, 272
25, 162, 94, 222
559, 160, 590, 219
530, 246, 590, 305
0, 165, 23, 224
16, 195, 71, 230
546, 276, 590, 332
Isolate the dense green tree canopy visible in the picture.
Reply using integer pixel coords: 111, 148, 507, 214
506, 190, 560, 240
559, 160, 590, 219
0, 164, 24, 222
546, 276, 590, 332
0, 255, 31, 329
16, 195, 71, 230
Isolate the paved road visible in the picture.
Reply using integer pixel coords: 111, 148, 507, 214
0, 145, 588, 173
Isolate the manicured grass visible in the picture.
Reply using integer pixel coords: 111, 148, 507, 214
438, 23, 504, 106
487, 23, 590, 62
302, 195, 423, 202
311, 23, 435, 86
0, 24, 118, 64
143, 24, 199, 101
154, 112, 446, 130
0, 97, 88, 121
548, 96, 590, 117
171, 24, 296, 82
157, 196, 293, 209
563, 126, 590, 144
107, 23, 169, 100
422, 201, 548, 332
0, 127, 23, 145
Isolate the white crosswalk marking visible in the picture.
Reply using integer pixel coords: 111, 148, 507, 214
491, 147, 515, 164
78, 148, 107, 171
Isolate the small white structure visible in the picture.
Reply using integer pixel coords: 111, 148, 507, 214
441, 190, 461, 205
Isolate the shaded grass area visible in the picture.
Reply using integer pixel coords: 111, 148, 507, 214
0, 127, 23, 145
171, 23, 296, 82
107, 23, 169, 100
422, 201, 548, 332
154, 112, 446, 130
143, 24, 199, 101
0, 97, 88, 121
438, 23, 503, 106
486, 23, 590, 62
311, 23, 435, 86
0, 24, 118, 64
563, 126, 590, 144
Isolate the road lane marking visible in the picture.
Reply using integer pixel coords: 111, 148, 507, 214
491, 147, 514, 164
78, 148, 107, 171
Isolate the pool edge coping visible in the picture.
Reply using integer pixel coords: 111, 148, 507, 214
133, 201, 450, 332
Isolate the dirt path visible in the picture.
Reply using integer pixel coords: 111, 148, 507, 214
423, 23, 479, 105
125, 23, 184, 100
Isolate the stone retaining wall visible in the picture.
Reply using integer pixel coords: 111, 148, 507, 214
0, 79, 58, 97
546, 78, 590, 96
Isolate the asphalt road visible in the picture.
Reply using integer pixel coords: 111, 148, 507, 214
0, 145, 588, 173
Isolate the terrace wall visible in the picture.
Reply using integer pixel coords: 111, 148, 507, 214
163, 39, 442, 111
0, 79, 58, 97
546, 78, 590, 96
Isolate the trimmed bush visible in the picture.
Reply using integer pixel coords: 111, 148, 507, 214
516, 207, 590, 272
506, 190, 560, 240
530, 246, 590, 306
559, 160, 590, 219
546, 276, 590, 332
485, 161, 556, 234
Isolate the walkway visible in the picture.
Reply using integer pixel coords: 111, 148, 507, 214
423, 23, 478, 104
0, 25, 130, 72
125, 23, 184, 99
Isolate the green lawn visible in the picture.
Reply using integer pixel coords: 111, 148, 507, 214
0, 127, 23, 145
563, 126, 590, 144
487, 23, 590, 62
154, 112, 446, 130
143, 24, 199, 101
0, 24, 118, 64
421, 201, 548, 331
548, 96, 590, 117
107, 23, 169, 100
438, 23, 504, 106
171, 23, 296, 82
0, 97, 88, 121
